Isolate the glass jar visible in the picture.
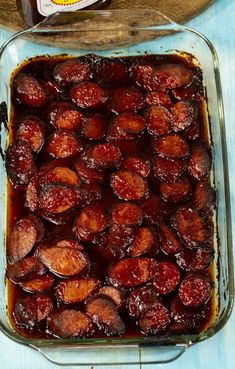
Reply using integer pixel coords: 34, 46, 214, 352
17, 0, 111, 26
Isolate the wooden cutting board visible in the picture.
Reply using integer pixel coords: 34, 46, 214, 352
0, 0, 213, 49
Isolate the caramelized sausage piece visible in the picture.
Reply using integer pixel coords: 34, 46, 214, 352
37, 246, 89, 277
154, 64, 193, 89
95, 59, 129, 86
54, 239, 84, 251
139, 304, 170, 335
6, 256, 47, 282
39, 184, 80, 214
178, 273, 212, 307
172, 207, 208, 248
85, 143, 122, 169
108, 258, 157, 287
193, 181, 216, 212
73, 204, 107, 242
111, 170, 149, 201
175, 247, 214, 272
109, 87, 145, 113
20, 274, 54, 293
15, 294, 53, 327
111, 202, 143, 226
82, 115, 106, 140
172, 100, 197, 132
48, 101, 83, 131
47, 131, 83, 158
16, 116, 45, 153
159, 224, 182, 255
153, 262, 181, 294
55, 278, 100, 304
99, 286, 125, 309
141, 196, 170, 224
128, 286, 162, 318
188, 144, 211, 179
26, 214, 44, 243
160, 177, 191, 203
86, 294, 125, 336
184, 120, 200, 141
76, 183, 102, 207
107, 121, 137, 141
146, 106, 172, 136
146, 91, 172, 108
115, 113, 146, 134
6, 140, 36, 186
154, 156, 187, 183
53, 59, 92, 84
153, 134, 190, 159
41, 166, 80, 186
130, 64, 160, 91
129, 227, 156, 257
14, 73, 46, 107
48, 310, 94, 338
74, 158, 105, 184
8, 216, 39, 264
121, 156, 151, 178
71, 82, 107, 109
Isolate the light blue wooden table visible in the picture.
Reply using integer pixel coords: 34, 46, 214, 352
0, 1, 234, 368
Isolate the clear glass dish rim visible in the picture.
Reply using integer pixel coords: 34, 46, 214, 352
0, 9, 233, 350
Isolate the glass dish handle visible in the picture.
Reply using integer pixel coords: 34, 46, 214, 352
31, 343, 190, 366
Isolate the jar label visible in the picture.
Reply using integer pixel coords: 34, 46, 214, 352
36, 0, 99, 16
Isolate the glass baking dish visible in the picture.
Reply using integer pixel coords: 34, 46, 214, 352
0, 10, 233, 366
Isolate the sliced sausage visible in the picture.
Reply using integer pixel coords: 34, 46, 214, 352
121, 156, 151, 178
111, 202, 143, 226
47, 130, 83, 158
159, 224, 183, 255
172, 100, 197, 132
55, 278, 100, 304
109, 87, 145, 113
146, 106, 172, 136
8, 217, 38, 264
98, 286, 125, 309
172, 206, 208, 248
74, 158, 105, 184
152, 261, 181, 294
25, 214, 44, 243
172, 68, 204, 102
48, 310, 94, 338
139, 304, 170, 335
153, 134, 190, 159
82, 115, 106, 140
84, 143, 122, 169
95, 59, 129, 86
73, 203, 107, 242
47, 101, 83, 131
14, 73, 46, 107
175, 247, 214, 272
178, 273, 212, 307
115, 113, 146, 134
160, 177, 191, 202
85, 294, 125, 336
53, 59, 92, 84
6, 140, 36, 186
193, 181, 216, 212
130, 64, 160, 91
71, 82, 107, 109
20, 274, 54, 293
15, 294, 53, 327
129, 227, 156, 257
54, 239, 84, 251
154, 156, 187, 183
154, 64, 193, 89
41, 166, 80, 186
128, 286, 162, 318
39, 184, 80, 214
146, 91, 172, 108
6, 256, 46, 283
16, 116, 45, 153
107, 121, 137, 141
37, 246, 89, 277
111, 170, 149, 201
184, 120, 200, 141
188, 143, 211, 179
76, 183, 102, 207
108, 258, 157, 287
141, 196, 170, 224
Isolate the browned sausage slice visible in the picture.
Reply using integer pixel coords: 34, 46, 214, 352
47, 131, 83, 158
160, 177, 191, 203
154, 64, 193, 89
25, 214, 44, 243
130, 64, 160, 91
128, 286, 162, 318
184, 120, 200, 141
48, 310, 94, 338
159, 224, 183, 255
139, 304, 170, 335
6, 256, 47, 282
108, 258, 157, 287
193, 181, 216, 213
82, 115, 106, 140
153, 134, 190, 159
41, 166, 80, 186
15, 294, 53, 327
55, 278, 100, 304
39, 184, 80, 214
146, 106, 172, 136
115, 113, 146, 134
129, 227, 156, 257
111, 202, 143, 226
14, 73, 46, 107
71, 82, 107, 109
172, 101, 197, 132
178, 273, 212, 307
37, 246, 90, 277
109, 87, 145, 113
154, 156, 187, 183
121, 156, 151, 178
146, 91, 172, 108
74, 158, 105, 184
175, 247, 214, 272
188, 144, 211, 179
86, 143, 122, 169
76, 183, 102, 207
85, 294, 125, 336
20, 274, 54, 293
53, 59, 92, 84
152, 261, 181, 294
54, 239, 84, 251
47, 101, 84, 131
95, 59, 129, 86
16, 116, 45, 153
111, 170, 149, 201
141, 196, 170, 224
98, 286, 125, 309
